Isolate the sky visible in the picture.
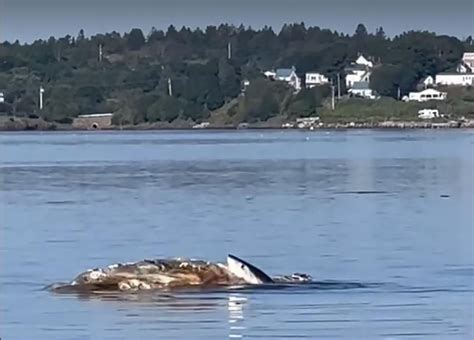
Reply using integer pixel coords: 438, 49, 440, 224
1, 0, 473, 43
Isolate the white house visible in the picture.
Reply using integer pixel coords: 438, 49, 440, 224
345, 68, 371, 88
457, 52, 474, 73
265, 66, 301, 91
305, 72, 329, 87
0, 92, 4, 103
355, 55, 373, 68
421, 76, 434, 87
348, 81, 376, 99
344, 54, 373, 88
435, 73, 474, 86
406, 88, 447, 102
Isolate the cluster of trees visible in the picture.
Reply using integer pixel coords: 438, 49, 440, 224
0, 23, 472, 124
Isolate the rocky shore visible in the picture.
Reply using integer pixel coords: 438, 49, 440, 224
1, 116, 473, 132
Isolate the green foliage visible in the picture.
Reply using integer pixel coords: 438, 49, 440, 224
370, 66, 398, 97
0, 102, 13, 115
0, 23, 469, 125
240, 78, 290, 122
42, 85, 79, 121
355, 24, 368, 37
218, 59, 241, 100
321, 97, 421, 123
146, 96, 182, 122
286, 86, 331, 117
126, 28, 146, 51
321, 90, 474, 123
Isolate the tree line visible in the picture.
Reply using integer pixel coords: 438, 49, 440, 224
0, 23, 472, 124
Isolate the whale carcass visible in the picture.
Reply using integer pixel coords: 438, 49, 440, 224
49, 254, 312, 293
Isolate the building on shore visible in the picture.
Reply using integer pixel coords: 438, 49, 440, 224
435, 73, 474, 86
418, 75, 435, 89
405, 88, 447, 102
72, 113, 113, 129
305, 72, 329, 88
0, 92, 4, 103
429, 52, 474, 87
264, 66, 301, 91
347, 81, 376, 99
344, 54, 373, 89
457, 52, 474, 73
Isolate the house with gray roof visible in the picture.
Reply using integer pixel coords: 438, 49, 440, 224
264, 66, 301, 91
347, 81, 377, 99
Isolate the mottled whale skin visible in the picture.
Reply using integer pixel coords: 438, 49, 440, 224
49, 254, 312, 293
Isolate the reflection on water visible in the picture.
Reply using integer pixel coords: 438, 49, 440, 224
228, 294, 247, 339
0, 130, 473, 339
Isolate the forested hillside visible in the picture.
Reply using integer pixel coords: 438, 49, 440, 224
0, 23, 472, 125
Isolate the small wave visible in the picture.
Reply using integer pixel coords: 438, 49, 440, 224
45, 200, 77, 205
333, 190, 392, 195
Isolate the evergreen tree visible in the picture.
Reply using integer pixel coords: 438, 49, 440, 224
127, 28, 145, 50
355, 24, 368, 37
375, 26, 386, 39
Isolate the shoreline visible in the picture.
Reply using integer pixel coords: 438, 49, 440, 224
0, 116, 473, 132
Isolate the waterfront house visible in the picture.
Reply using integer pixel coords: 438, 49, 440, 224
72, 113, 114, 129
305, 72, 329, 88
406, 88, 447, 102
354, 54, 374, 68
421, 76, 435, 87
264, 66, 301, 91
345, 64, 371, 88
347, 81, 376, 99
435, 73, 474, 86
432, 53, 474, 86
0, 91, 4, 103
344, 54, 373, 88
457, 52, 474, 73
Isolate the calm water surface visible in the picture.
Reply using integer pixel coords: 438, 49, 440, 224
0, 130, 473, 339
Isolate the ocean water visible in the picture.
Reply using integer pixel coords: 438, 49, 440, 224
0, 129, 473, 339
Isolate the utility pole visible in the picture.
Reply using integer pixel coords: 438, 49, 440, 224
227, 42, 232, 60
168, 78, 173, 96
39, 86, 44, 110
397, 86, 401, 100
98, 43, 103, 62
337, 72, 341, 99
331, 85, 335, 111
